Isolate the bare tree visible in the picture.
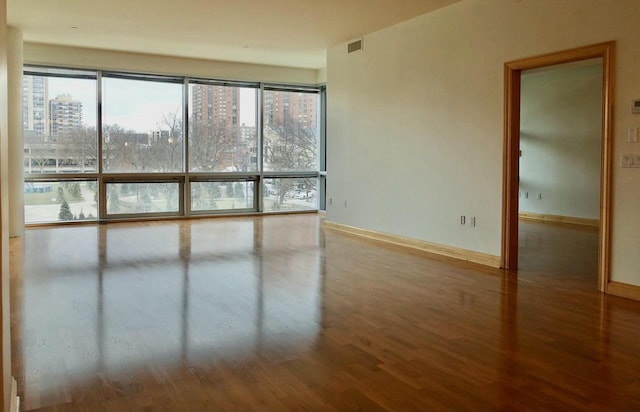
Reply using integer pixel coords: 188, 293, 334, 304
141, 111, 184, 172
59, 126, 98, 172
264, 114, 318, 208
189, 119, 238, 172
264, 116, 317, 171
102, 124, 155, 172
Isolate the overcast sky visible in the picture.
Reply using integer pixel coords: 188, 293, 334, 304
46, 77, 257, 131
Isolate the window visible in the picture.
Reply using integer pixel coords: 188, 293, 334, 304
106, 182, 180, 215
102, 76, 183, 173
263, 178, 318, 212
188, 83, 257, 172
23, 66, 324, 223
263, 90, 319, 172
23, 70, 97, 174
24, 180, 98, 223
191, 181, 255, 212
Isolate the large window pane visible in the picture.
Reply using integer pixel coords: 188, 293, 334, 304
25, 180, 98, 223
263, 91, 319, 172
263, 178, 318, 212
189, 84, 257, 172
106, 182, 180, 215
102, 77, 183, 173
23, 74, 97, 174
191, 181, 254, 212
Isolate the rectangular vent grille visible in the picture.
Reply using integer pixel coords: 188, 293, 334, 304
347, 39, 363, 54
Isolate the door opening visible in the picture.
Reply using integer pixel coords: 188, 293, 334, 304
502, 42, 614, 292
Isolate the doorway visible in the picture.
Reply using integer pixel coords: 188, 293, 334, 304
501, 42, 614, 291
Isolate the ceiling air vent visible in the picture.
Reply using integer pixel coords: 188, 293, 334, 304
347, 39, 363, 54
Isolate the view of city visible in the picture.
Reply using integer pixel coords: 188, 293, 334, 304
23, 70, 321, 223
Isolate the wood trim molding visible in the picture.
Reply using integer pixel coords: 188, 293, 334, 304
502, 62, 521, 270
323, 221, 501, 268
519, 212, 599, 228
606, 281, 640, 301
502, 41, 615, 293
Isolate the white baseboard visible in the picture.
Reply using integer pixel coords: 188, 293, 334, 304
519, 211, 599, 228
323, 221, 501, 268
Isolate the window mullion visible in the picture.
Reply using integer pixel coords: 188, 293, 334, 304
258, 83, 265, 212
184, 77, 190, 217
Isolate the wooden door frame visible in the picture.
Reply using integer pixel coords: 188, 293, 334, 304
502, 41, 615, 292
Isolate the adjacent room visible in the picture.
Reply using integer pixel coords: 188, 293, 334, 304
1, 1, 640, 411
518, 59, 602, 281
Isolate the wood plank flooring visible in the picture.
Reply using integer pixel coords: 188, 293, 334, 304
10, 215, 640, 411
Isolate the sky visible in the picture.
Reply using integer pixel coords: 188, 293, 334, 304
46, 77, 257, 132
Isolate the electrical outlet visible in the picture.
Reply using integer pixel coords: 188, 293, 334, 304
470, 217, 476, 227
622, 154, 634, 168
461, 216, 466, 225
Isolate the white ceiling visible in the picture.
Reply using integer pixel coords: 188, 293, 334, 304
7, 0, 461, 69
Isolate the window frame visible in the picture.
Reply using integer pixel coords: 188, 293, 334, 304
22, 64, 325, 224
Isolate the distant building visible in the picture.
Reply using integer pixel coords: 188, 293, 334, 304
149, 130, 170, 142
49, 94, 83, 138
239, 124, 256, 142
191, 84, 239, 130
264, 91, 317, 129
104, 130, 149, 146
22, 76, 49, 138
239, 124, 257, 169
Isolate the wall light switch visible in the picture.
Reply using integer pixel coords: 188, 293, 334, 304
628, 128, 639, 143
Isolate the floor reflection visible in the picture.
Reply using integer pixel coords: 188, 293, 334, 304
13, 216, 324, 410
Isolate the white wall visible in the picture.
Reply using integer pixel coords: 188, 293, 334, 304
519, 62, 602, 220
316, 67, 327, 84
326, 0, 640, 286
24, 43, 320, 85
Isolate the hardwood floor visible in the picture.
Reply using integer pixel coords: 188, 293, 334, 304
10, 215, 640, 411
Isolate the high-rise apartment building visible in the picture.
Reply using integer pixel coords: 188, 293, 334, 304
191, 84, 239, 131
49, 94, 83, 138
264, 91, 317, 130
22, 75, 49, 138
